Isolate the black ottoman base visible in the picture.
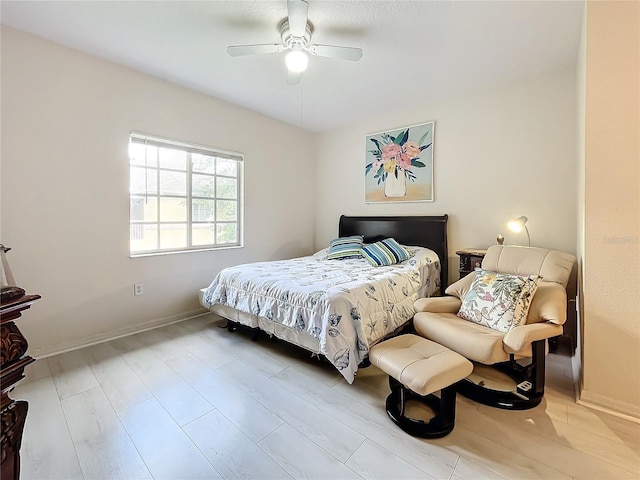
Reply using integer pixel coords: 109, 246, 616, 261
385, 377, 458, 439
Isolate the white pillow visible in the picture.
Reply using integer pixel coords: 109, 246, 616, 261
312, 248, 329, 260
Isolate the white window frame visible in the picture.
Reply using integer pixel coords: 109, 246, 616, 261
129, 132, 243, 257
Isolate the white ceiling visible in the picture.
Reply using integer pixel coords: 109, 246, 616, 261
1, 1, 584, 133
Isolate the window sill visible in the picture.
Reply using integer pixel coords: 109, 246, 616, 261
129, 245, 243, 258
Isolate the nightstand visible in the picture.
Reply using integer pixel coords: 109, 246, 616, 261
456, 249, 487, 279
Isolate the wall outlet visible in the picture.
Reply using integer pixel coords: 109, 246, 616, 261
134, 283, 144, 296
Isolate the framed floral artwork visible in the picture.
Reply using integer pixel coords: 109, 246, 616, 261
365, 121, 434, 203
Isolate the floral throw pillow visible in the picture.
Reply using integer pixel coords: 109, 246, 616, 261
457, 269, 540, 333
326, 235, 364, 260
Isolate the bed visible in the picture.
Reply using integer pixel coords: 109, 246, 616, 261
199, 215, 448, 383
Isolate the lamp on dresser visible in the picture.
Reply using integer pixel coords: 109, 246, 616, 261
507, 215, 531, 246
1, 245, 40, 480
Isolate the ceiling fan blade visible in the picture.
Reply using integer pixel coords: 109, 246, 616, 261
308, 44, 363, 61
227, 44, 283, 57
287, 0, 309, 37
287, 70, 302, 85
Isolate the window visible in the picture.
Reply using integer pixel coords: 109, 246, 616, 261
129, 133, 243, 256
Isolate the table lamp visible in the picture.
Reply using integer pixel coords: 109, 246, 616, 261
507, 216, 531, 247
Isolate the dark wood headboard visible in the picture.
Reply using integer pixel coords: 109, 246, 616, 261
338, 215, 449, 290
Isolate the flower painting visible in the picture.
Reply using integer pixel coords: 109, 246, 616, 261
365, 121, 434, 202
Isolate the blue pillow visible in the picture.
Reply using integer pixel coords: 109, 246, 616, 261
361, 238, 412, 266
327, 235, 364, 260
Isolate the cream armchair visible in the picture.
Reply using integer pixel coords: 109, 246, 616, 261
413, 245, 576, 409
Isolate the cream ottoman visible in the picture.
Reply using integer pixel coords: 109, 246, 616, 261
369, 334, 473, 438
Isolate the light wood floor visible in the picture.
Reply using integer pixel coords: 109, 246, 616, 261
15, 314, 640, 480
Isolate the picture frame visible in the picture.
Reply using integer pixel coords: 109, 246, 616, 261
365, 121, 434, 203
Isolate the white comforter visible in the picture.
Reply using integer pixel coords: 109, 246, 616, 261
203, 247, 440, 383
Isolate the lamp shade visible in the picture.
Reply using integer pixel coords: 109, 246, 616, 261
507, 216, 528, 233
507, 216, 531, 246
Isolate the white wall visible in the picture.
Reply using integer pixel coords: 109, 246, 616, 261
1, 27, 316, 357
580, 1, 640, 419
315, 69, 578, 283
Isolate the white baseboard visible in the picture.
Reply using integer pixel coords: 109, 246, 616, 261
571, 351, 582, 399
577, 388, 640, 424
32, 308, 211, 360
571, 346, 639, 423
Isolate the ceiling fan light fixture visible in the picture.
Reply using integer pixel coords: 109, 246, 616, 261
226, 0, 362, 83
285, 49, 308, 73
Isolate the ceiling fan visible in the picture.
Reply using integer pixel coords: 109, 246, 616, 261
227, 0, 363, 85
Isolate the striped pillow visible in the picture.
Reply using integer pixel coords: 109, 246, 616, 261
361, 238, 412, 266
327, 235, 364, 260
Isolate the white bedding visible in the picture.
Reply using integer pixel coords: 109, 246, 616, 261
202, 247, 440, 383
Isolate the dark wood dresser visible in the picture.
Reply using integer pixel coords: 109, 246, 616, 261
455, 248, 487, 279
1, 293, 40, 480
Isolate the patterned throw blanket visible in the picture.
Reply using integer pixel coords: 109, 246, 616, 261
203, 247, 440, 383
